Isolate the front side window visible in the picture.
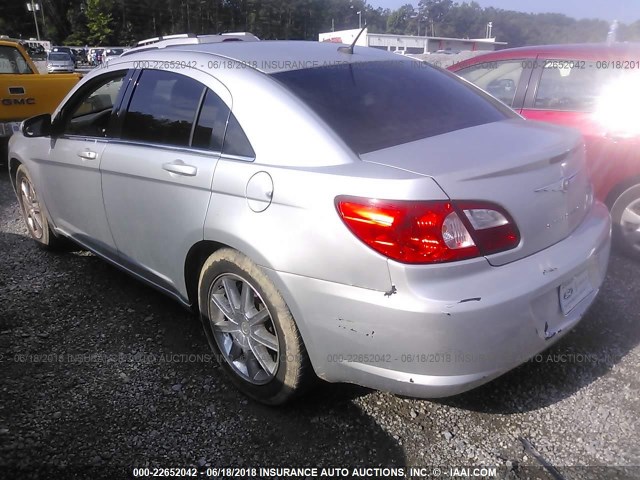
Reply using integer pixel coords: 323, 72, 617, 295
534, 60, 618, 111
0, 46, 33, 74
457, 60, 525, 107
273, 61, 513, 154
64, 71, 126, 137
121, 69, 205, 147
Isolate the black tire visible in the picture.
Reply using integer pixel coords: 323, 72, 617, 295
15, 165, 66, 250
198, 248, 313, 405
611, 184, 640, 260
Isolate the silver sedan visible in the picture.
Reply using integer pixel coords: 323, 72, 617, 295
8, 39, 611, 404
46, 52, 75, 73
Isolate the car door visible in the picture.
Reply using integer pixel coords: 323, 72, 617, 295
520, 57, 607, 132
521, 56, 627, 198
454, 58, 533, 112
100, 68, 231, 300
38, 69, 130, 256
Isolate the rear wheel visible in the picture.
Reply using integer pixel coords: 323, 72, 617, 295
15, 165, 65, 249
611, 184, 640, 260
198, 248, 313, 405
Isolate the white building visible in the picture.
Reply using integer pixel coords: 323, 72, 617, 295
319, 28, 506, 54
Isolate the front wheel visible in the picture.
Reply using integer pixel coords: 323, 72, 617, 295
15, 165, 65, 250
611, 184, 640, 260
198, 248, 313, 405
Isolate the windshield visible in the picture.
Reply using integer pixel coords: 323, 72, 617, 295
272, 60, 515, 154
49, 53, 71, 61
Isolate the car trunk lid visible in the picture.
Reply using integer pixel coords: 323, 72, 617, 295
361, 119, 592, 266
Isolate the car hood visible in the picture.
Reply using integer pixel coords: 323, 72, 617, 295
360, 118, 593, 266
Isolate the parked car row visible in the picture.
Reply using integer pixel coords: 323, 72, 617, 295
86, 47, 128, 66
88, 48, 103, 65
44, 46, 128, 69
448, 43, 640, 259
21, 42, 46, 60
101, 48, 126, 64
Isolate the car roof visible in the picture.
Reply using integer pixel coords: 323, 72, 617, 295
492, 42, 640, 56
127, 40, 403, 74
449, 42, 640, 70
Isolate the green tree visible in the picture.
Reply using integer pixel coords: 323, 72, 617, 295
364, 6, 392, 34
86, 0, 115, 45
441, 1, 484, 38
386, 4, 414, 34
418, 0, 453, 36
64, 4, 89, 45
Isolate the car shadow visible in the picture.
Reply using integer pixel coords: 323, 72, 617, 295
431, 251, 639, 414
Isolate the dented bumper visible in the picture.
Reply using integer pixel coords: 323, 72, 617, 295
268, 201, 611, 398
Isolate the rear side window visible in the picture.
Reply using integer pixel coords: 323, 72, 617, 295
192, 89, 230, 152
273, 61, 513, 154
222, 113, 255, 158
534, 60, 619, 112
456, 60, 525, 107
122, 69, 205, 147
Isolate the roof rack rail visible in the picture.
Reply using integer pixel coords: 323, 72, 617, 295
135, 33, 197, 47
123, 32, 260, 56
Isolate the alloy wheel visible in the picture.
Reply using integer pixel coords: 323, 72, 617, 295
207, 273, 280, 384
19, 176, 44, 240
619, 197, 640, 253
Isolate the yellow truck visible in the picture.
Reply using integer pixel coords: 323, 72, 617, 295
1, 39, 81, 161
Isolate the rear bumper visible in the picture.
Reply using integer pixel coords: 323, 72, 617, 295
269, 202, 611, 398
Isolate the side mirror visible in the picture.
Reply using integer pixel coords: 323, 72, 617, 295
22, 113, 52, 138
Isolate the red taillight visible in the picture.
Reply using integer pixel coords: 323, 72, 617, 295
336, 196, 520, 264
456, 201, 520, 256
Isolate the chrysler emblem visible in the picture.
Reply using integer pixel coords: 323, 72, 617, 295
535, 171, 579, 194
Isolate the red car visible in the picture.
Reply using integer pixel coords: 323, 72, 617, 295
449, 43, 640, 258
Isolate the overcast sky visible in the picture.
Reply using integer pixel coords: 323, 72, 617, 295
367, 0, 640, 22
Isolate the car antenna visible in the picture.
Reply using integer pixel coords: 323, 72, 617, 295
338, 24, 367, 55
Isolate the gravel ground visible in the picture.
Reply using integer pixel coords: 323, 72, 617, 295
0, 166, 638, 480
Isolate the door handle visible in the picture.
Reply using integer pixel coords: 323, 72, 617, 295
162, 160, 198, 177
77, 149, 98, 160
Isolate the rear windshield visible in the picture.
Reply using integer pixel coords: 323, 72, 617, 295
272, 61, 514, 154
